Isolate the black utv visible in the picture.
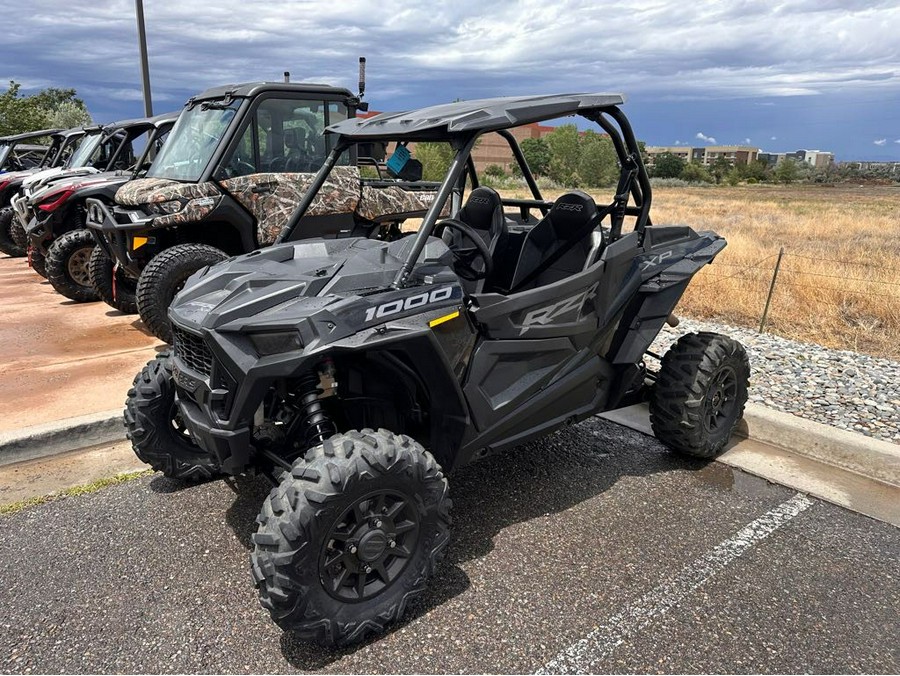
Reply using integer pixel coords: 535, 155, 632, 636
125, 93, 750, 647
0, 127, 80, 257
15, 112, 178, 302
88, 67, 439, 343
0, 128, 60, 173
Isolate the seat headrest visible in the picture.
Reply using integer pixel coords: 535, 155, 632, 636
549, 190, 599, 238
283, 127, 304, 150
458, 186, 502, 232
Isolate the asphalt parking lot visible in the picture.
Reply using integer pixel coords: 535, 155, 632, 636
1, 417, 897, 674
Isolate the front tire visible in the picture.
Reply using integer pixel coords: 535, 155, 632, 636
650, 332, 750, 459
136, 244, 229, 343
251, 429, 451, 647
0, 208, 26, 257
46, 229, 100, 302
124, 351, 220, 480
88, 245, 138, 314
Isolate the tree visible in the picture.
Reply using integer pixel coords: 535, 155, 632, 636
651, 152, 685, 179
483, 163, 506, 178
47, 100, 92, 129
680, 161, 713, 183
414, 142, 455, 182
774, 158, 801, 184
544, 124, 581, 185
0, 81, 92, 136
710, 156, 732, 184
518, 137, 551, 177
577, 130, 618, 187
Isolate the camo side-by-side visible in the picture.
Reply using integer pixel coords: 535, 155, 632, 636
223, 167, 361, 246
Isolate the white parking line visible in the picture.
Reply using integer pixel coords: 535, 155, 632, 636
537, 492, 814, 675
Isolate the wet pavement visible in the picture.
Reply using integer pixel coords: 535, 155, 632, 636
0, 255, 160, 432
1, 417, 897, 674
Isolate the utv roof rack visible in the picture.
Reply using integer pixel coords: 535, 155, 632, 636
327, 93, 627, 140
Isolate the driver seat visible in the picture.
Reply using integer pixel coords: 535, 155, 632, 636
443, 187, 508, 294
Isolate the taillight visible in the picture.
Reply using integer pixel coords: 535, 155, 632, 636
38, 188, 75, 212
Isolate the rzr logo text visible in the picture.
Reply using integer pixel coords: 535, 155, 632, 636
520, 282, 599, 334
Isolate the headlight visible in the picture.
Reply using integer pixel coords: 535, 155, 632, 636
157, 199, 184, 214
249, 331, 303, 356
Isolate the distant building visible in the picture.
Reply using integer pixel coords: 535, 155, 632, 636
644, 145, 758, 168
359, 111, 557, 172
758, 150, 834, 169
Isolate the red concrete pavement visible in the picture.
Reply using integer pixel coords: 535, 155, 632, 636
0, 255, 161, 433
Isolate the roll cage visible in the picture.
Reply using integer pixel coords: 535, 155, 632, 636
276, 93, 652, 288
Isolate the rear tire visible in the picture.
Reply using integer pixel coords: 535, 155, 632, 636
0, 208, 26, 257
251, 429, 451, 647
46, 229, 100, 302
88, 245, 138, 314
29, 244, 48, 278
136, 244, 229, 343
124, 351, 220, 480
650, 332, 750, 459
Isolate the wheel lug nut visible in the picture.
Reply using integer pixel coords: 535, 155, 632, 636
373, 519, 382, 528
364, 565, 372, 573
349, 545, 357, 554
389, 540, 396, 548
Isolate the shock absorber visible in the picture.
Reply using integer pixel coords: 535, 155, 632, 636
296, 362, 337, 448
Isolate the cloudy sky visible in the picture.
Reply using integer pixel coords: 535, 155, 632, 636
3, 0, 899, 160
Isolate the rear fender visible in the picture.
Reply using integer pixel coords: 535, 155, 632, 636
605, 227, 725, 364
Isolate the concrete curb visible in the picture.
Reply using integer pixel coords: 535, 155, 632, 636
600, 402, 900, 490
0, 409, 125, 466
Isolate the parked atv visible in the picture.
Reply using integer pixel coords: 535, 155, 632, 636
0, 127, 81, 257
16, 112, 178, 303
88, 65, 440, 343
125, 93, 751, 646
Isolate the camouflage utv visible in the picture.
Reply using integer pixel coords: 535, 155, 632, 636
87, 74, 441, 343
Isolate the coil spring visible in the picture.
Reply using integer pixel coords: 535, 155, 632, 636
297, 371, 336, 447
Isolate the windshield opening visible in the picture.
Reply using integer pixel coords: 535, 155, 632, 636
67, 133, 102, 168
0, 145, 10, 169
147, 100, 240, 181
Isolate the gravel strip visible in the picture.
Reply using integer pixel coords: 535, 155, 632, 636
650, 316, 900, 445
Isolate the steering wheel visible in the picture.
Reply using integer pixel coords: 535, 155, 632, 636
434, 218, 493, 282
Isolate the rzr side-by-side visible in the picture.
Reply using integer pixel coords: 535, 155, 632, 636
126, 93, 750, 646
15, 112, 178, 302
0, 127, 82, 257
88, 65, 440, 342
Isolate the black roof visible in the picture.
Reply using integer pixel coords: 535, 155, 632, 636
188, 81, 354, 105
327, 93, 626, 140
101, 111, 181, 133
0, 128, 63, 143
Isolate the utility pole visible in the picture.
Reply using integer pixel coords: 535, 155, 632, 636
135, 0, 153, 116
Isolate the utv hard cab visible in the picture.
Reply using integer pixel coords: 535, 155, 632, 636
88, 66, 440, 342
126, 93, 750, 647
16, 112, 178, 302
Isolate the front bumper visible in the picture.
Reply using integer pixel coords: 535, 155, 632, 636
169, 325, 253, 475
85, 198, 157, 278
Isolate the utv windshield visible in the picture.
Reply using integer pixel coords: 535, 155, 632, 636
0, 145, 10, 170
147, 100, 240, 181
67, 133, 103, 168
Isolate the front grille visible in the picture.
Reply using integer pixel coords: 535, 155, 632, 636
173, 327, 213, 377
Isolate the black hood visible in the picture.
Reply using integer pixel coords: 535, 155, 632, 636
170, 236, 459, 339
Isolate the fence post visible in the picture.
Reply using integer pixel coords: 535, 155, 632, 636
759, 246, 785, 334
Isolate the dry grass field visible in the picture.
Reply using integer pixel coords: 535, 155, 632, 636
502, 184, 900, 359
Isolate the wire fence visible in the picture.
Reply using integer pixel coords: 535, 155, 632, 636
686, 248, 900, 333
